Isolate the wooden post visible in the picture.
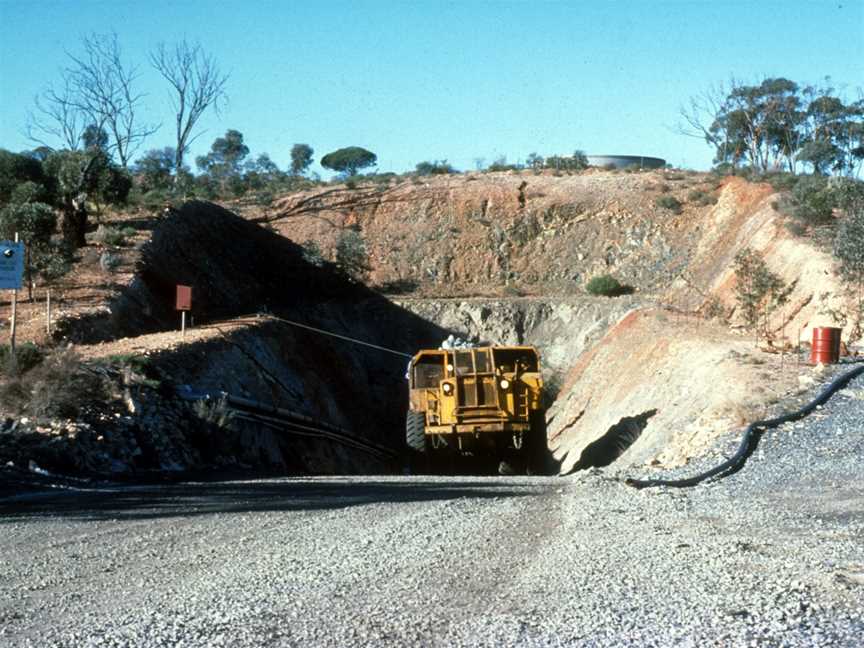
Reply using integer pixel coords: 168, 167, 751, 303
10, 232, 18, 352
181, 311, 186, 337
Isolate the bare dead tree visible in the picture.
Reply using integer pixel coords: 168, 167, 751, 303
25, 78, 86, 151
150, 40, 229, 179
676, 81, 733, 167
62, 33, 159, 167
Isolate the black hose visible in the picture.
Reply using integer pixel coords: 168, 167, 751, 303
625, 361, 864, 489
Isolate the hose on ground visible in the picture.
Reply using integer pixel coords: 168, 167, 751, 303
625, 361, 864, 489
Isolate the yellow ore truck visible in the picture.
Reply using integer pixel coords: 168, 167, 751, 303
405, 345, 546, 473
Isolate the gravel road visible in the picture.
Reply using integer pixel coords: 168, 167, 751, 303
2, 378, 863, 647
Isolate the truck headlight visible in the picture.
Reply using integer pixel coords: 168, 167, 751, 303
442, 382, 453, 395
499, 379, 510, 390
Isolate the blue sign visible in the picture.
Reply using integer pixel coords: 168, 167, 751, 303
0, 241, 25, 290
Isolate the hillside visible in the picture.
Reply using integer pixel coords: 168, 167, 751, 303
0, 168, 858, 479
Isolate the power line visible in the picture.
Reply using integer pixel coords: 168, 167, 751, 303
263, 314, 413, 359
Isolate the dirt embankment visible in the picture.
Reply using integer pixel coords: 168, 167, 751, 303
267, 169, 709, 297
3, 202, 456, 476
545, 177, 855, 474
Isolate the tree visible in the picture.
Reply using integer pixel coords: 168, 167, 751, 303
321, 147, 377, 177
0, 150, 49, 205
0, 202, 58, 299
151, 39, 229, 180
196, 129, 249, 194
733, 248, 790, 343
81, 124, 109, 152
60, 33, 158, 167
572, 150, 589, 170
335, 228, 369, 281
42, 149, 129, 248
134, 147, 177, 192
526, 153, 544, 170
290, 144, 314, 176
26, 78, 87, 151
679, 77, 864, 176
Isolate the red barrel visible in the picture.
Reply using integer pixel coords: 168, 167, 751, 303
811, 327, 842, 364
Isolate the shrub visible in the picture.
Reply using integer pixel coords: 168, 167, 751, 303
702, 297, 728, 322
99, 251, 121, 273
733, 248, 790, 340
586, 274, 631, 297
791, 176, 834, 225
335, 229, 368, 280
655, 195, 683, 213
26, 348, 106, 418
0, 342, 44, 377
255, 190, 274, 206
488, 156, 517, 172
415, 160, 455, 176
764, 172, 799, 192
833, 203, 864, 341
301, 240, 325, 267
141, 189, 169, 210
375, 278, 418, 294
687, 190, 718, 206
91, 225, 127, 247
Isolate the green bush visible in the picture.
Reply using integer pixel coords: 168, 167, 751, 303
586, 274, 631, 297
415, 160, 455, 176
26, 348, 106, 419
655, 195, 683, 213
791, 176, 834, 224
687, 189, 718, 206
91, 225, 127, 247
141, 189, 169, 210
733, 248, 790, 340
99, 251, 121, 273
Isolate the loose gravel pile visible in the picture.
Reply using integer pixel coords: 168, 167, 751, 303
1, 376, 862, 646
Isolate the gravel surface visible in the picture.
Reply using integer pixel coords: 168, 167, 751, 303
1, 377, 862, 646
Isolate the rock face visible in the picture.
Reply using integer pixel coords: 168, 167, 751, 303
270, 169, 706, 297
394, 296, 638, 376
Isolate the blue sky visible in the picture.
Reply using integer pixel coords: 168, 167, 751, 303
0, 0, 862, 176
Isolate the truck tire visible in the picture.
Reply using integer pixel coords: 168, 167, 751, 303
406, 411, 426, 453
405, 410, 427, 473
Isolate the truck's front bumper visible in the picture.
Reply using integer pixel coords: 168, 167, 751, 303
424, 422, 530, 435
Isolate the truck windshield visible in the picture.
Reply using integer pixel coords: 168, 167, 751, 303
492, 349, 539, 373
454, 351, 474, 376
413, 357, 445, 388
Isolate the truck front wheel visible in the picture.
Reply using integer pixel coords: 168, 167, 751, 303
405, 410, 427, 473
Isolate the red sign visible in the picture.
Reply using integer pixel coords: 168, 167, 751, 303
175, 285, 192, 311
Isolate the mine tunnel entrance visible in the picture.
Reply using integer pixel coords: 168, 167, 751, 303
572, 409, 657, 471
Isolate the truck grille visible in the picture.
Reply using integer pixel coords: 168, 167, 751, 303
458, 376, 497, 408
